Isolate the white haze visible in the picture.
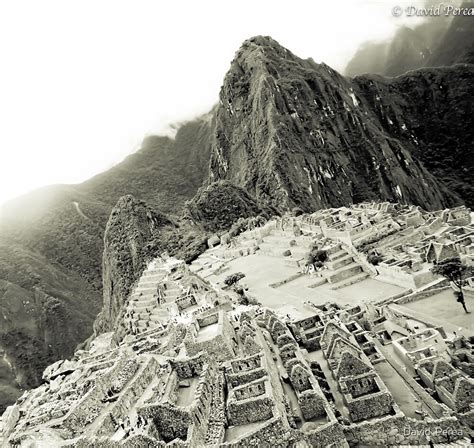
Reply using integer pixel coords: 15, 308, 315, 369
0, 0, 428, 206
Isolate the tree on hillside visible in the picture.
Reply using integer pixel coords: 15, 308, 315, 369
224, 272, 246, 287
307, 248, 328, 266
224, 272, 248, 304
367, 252, 383, 266
431, 257, 472, 313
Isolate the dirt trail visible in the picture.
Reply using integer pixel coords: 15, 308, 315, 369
72, 201, 91, 221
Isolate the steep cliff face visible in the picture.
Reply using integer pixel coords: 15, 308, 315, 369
353, 64, 474, 207
210, 36, 462, 212
94, 195, 174, 334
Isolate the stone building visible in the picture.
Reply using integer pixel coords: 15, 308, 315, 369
417, 358, 474, 412
448, 336, 474, 377
393, 328, 449, 369
183, 310, 236, 362
320, 321, 395, 422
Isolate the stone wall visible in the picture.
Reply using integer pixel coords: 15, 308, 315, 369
343, 414, 466, 445
303, 421, 348, 448
95, 357, 158, 436
298, 389, 327, 420
229, 353, 261, 372
170, 353, 206, 379
62, 356, 137, 434
395, 285, 450, 305
226, 367, 266, 387
221, 416, 290, 447
345, 390, 393, 422
436, 377, 474, 412
375, 264, 420, 289
185, 311, 236, 362
197, 313, 219, 328
227, 395, 274, 426
147, 404, 191, 442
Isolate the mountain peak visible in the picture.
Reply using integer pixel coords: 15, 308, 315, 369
212, 39, 466, 212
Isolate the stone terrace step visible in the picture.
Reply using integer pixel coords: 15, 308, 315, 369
306, 277, 328, 288
326, 249, 347, 261
139, 272, 165, 279
132, 297, 156, 305
138, 280, 164, 287
269, 229, 297, 237
136, 286, 159, 293
330, 271, 369, 290
323, 262, 362, 284
324, 244, 342, 256
326, 254, 354, 270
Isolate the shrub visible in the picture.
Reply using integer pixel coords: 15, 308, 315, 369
367, 253, 383, 266
224, 272, 246, 287
308, 248, 328, 265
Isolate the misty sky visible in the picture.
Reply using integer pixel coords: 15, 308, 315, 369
0, 0, 427, 206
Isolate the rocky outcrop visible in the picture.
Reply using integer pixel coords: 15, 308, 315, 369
210, 36, 463, 212
186, 181, 274, 232
94, 195, 174, 334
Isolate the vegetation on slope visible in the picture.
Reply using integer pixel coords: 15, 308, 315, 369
0, 115, 214, 407
186, 181, 274, 232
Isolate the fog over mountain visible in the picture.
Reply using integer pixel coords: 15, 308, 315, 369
345, 1, 474, 77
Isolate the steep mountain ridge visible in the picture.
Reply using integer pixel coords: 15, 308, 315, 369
426, 5, 474, 67
93, 185, 271, 335
94, 195, 174, 334
210, 36, 464, 212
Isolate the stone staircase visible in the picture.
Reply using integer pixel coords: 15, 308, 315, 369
122, 263, 174, 334
257, 230, 370, 290
320, 246, 368, 288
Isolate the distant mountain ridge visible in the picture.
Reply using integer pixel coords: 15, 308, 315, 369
345, 1, 474, 77
0, 32, 472, 411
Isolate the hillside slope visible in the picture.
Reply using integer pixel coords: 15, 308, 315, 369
0, 116, 214, 411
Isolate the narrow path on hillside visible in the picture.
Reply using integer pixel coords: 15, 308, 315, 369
72, 201, 91, 221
